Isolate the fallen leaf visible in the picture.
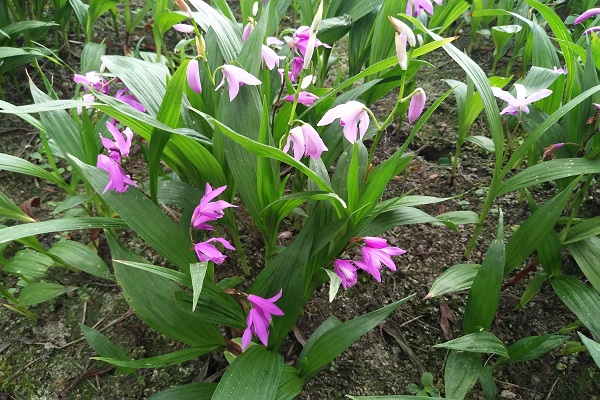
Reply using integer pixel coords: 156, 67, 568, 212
440, 301, 457, 341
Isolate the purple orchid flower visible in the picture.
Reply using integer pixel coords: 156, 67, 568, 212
194, 238, 235, 264
242, 290, 284, 350
186, 59, 203, 94
101, 122, 133, 161
359, 237, 406, 281
284, 91, 319, 106
191, 183, 236, 230
266, 36, 284, 47
317, 100, 370, 143
406, 0, 442, 16
334, 259, 359, 290
76, 93, 95, 115
283, 123, 328, 160
583, 26, 600, 35
289, 26, 331, 57
115, 89, 146, 113
407, 88, 426, 124
261, 45, 284, 70
574, 8, 600, 24
97, 154, 136, 194
73, 71, 109, 94
242, 22, 254, 42
215, 64, 262, 101
491, 84, 552, 115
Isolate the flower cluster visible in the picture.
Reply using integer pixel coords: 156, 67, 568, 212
190, 183, 236, 264
242, 290, 284, 350
97, 122, 137, 194
334, 237, 406, 290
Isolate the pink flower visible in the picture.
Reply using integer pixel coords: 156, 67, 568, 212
261, 45, 284, 70
242, 22, 254, 42
334, 259, 358, 290
583, 26, 600, 35
408, 88, 426, 124
552, 66, 568, 75
242, 290, 284, 350
101, 122, 133, 161
191, 183, 236, 230
283, 124, 328, 160
76, 93, 95, 115
97, 154, 136, 194
574, 8, 600, 24
215, 64, 262, 101
73, 71, 109, 94
406, 0, 441, 16
173, 23, 194, 33
194, 238, 235, 264
289, 26, 330, 57
317, 100, 370, 143
284, 91, 319, 106
491, 83, 552, 115
359, 237, 406, 280
186, 59, 202, 94
115, 89, 146, 113
266, 36, 284, 47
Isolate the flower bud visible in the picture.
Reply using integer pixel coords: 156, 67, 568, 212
395, 32, 408, 70
195, 35, 206, 58
407, 88, 426, 124
252, 2, 259, 16
388, 16, 416, 46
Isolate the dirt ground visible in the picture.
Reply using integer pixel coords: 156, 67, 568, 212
1, 6, 600, 400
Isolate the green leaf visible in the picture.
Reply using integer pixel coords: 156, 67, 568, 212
68, 156, 197, 272
569, 237, 600, 293
444, 350, 480, 400
0, 217, 128, 245
80, 324, 135, 375
297, 294, 415, 380
114, 260, 190, 286
48, 240, 113, 280
212, 345, 283, 400
426, 264, 480, 298
348, 397, 445, 400
275, 364, 304, 400
551, 275, 600, 337
0, 153, 65, 187
465, 135, 495, 153
434, 332, 509, 357
0, 191, 35, 222
579, 333, 600, 369
18, 281, 76, 306
4, 250, 54, 280
106, 234, 226, 347
516, 271, 546, 310
298, 316, 342, 361
497, 159, 600, 196
190, 262, 208, 312
563, 216, 600, 245
495, 334, 567, 366
80, 42, 106, 73
464, 230, 505, 333
148, 382, 217, 400
504, 179, 578, 273
324, 269, 342, 303
188, 0, 241, 62
93, 345, 217, 369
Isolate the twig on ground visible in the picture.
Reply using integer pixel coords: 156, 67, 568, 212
545, 377, 560, 400
382, 324, 427, 375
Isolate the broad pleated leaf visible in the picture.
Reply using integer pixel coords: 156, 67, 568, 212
444, 350, 480, 400
148, 382, 217, 400
0, 217, 128, 244
69, 156, 197, 272
426, 264, 480, 298
212, 345, 283, 400
80, 324, 135, 375
106, 234, 226, 347
579, 333, 600, 369
296, 294, 414, 380
18, 281, 76, 306
569, 237, 600, 293
495, 334, 568, 366
551, 275, 600, 337
497, 159, 600, 196
48, 240, 113, 280
563, 216, 600, 245
434, 332, 508, 357
93, 345, 217, 369
4, 250, 54, 280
